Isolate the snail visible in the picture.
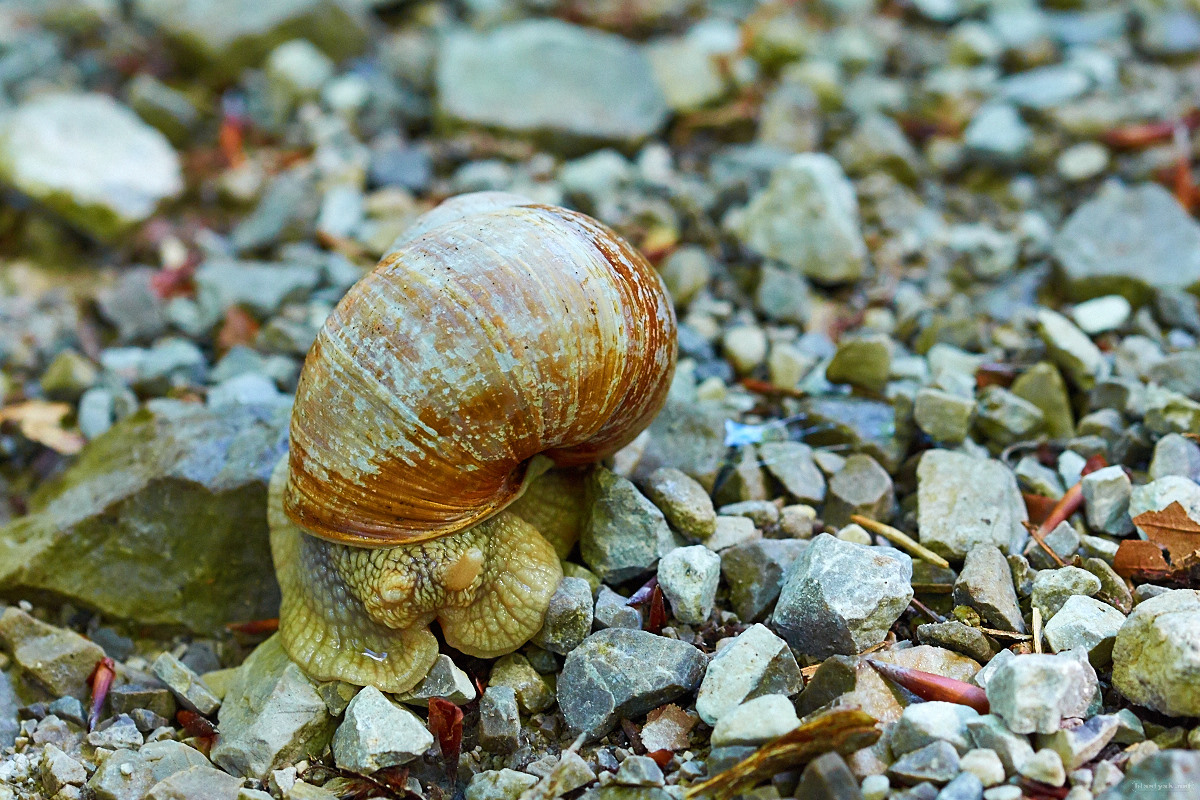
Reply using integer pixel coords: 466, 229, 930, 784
267, 191, 678, 693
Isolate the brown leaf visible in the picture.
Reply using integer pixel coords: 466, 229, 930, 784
646, 585, 667, 634
1113, 539, 1171, 580
682, 708, 880, 800
0, 401, 84, 454
216, 306, 260, 353
427, 697, 463, 787
1132, 501, 1200, 563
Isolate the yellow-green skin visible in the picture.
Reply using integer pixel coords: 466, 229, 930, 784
268, 457, 563, 693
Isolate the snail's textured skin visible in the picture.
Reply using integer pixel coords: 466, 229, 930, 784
283, 194, 677, 546
269, 193, 676, 692
269, 459, 562, 692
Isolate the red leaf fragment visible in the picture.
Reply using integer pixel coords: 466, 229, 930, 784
865, 659, 989, 714
177, 709, 219, 738
225, 618, 279, 634
88, 657, 115, 732
646, 585, 668, 635
427, 697, 463, 787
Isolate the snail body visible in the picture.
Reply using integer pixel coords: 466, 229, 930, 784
269, 192, 677, 692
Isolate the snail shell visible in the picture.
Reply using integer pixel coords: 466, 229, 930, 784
283, 192, 678, 547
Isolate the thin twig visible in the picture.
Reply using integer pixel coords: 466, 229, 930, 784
910, 598, 947, 623
851, 514, 950, 569
1025, 522, 1068, 568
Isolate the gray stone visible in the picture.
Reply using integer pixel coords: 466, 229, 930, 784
656, 545, 720, 624
109, 684, 176, 720
1054, 182, 1200, 302
530, 577, 594, 655
581, 468, 682, 582
1071, 295, 1131, 335
976, 386, 1045, 446
230, 166, 320, 253
1043, 595, 1125, 662
758, 441, 826, 504
1112, 589, 1200, 717
826, 335, 892, 394
720, 539, 808, 622
145, 764, 244, 800
0, 607, 104, 699
796, 752, 864, 800
437, 20, 667, 149
823, 454, 895, 529
88, 741, 211, 800
958, 748, 1005, 787
88, 714, 145, 749
478, 686, 520, 755
710, 694, 799, 746
888, 740, 961, 786
836, 111, 922, 183
194, 260, 321, 318
964, 104, 1031, 164
1031, 566, 1102, 621
1097, 750, 1200, 800
613, 755, 665, 787
916, 621, 995, 665
0, 669, 19, 748
0, 402, 287, 633
914, 388, 976, 445
132, 0, 367, 80
126, 74, 201, 146
736, 153, 868, 284
152, 652, 220, 715
695, 623, 803, 725
1037, 309, 1104, 391
489, 654, 554, 714
1146, 351, 1200, 400
392, 654, 476, 706
1149, 434, 1200, 482
558, 628, 705, 741
0, 93, 182, 240
1001, 66, 1090, 109
1024, 521, 1079, 571
985, 652, 1098, 734
892, 701, 980, 756
594, 586, 641, 630
647, 34, 728, 114
211, 635, 334, 780
1018, 749, 1065, 787
643, 468, 716, 539
41, 744, 86, 794
917, 451, 1028, 560
1081, 466, 1133, 535
1130, 476, 1200, 522
1037, 714, 1119, 771
955, 545, 1026, 633
965, 715, 1035, 775
46, 696, 84, 730
935, 771, 984, 800
465, 769, 538, 800
332, 686, 432, 774
771, 533, 913, 658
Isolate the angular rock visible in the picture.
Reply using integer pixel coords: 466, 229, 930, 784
558, 628, 705, 741
656, 545, 720, 624
152, 652, 220, 715
1018, 748, 1065, 787
581, 468, 681, 582
145, 764, 244, 800
1011, 362, 1075, 439
826, 335, 892, 394
888, 740, 961, 786
40, 743, 86, 794
965, 715, 1035, 775
916, 621, 995, 665
695, 623, 803, 724
917, 451, 1028, 560
1112, 589, 1200, 717
1036, 309, 1104, 391
194, 260, 321, 318
736, 153, 868, 284
954, 545, 1026, 633
466, 769, 538, 800
642, 468, 716, 539
771, 533, 913, 658
438, 20, 668, 149
709, 694, 799, 747
1149, 433, 1200, 482
914, 388, 976, 445
1098, 750, 1200, 799
393, 654, 476, 707
0, 669, 19, 748
1053, 181, 1200, 302
0, 93, 182, 240
0, 402, 288, 633
211, 635, 334, 780
1037, 714, 1119, 771
891, 701, 980, 756
796, 752, 863, 800
489, 653, 554, 714
532, 577, 594, 655
758, 441, 826, 504
88, 714, 144, 749
822, 454, 895, 529
88, 741, 211, 800
0, 607, 104, 699
478, 686, 520, 755
332, 686, 432, 774
720, 539, 808, 622
1043, 595, 1124, 662
132, 0, 367, 79
593, 586, 641, 630
1031, 566, 1101, 621
985, 652, 1098, 734
958, 748, 1005, 787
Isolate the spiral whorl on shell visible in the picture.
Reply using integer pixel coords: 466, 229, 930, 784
283, 192, 678, 547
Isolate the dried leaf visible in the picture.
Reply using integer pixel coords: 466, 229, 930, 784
865, 659, 990, 714
646, 585, 667, 634
88, 657, 115, 732
639, 704, 696, 752
683, 708, 879, 800
427, 697, 463, 787
1113, 539, 1171, 579
1132, 501, 1200, 563
0, 401, 84, 454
